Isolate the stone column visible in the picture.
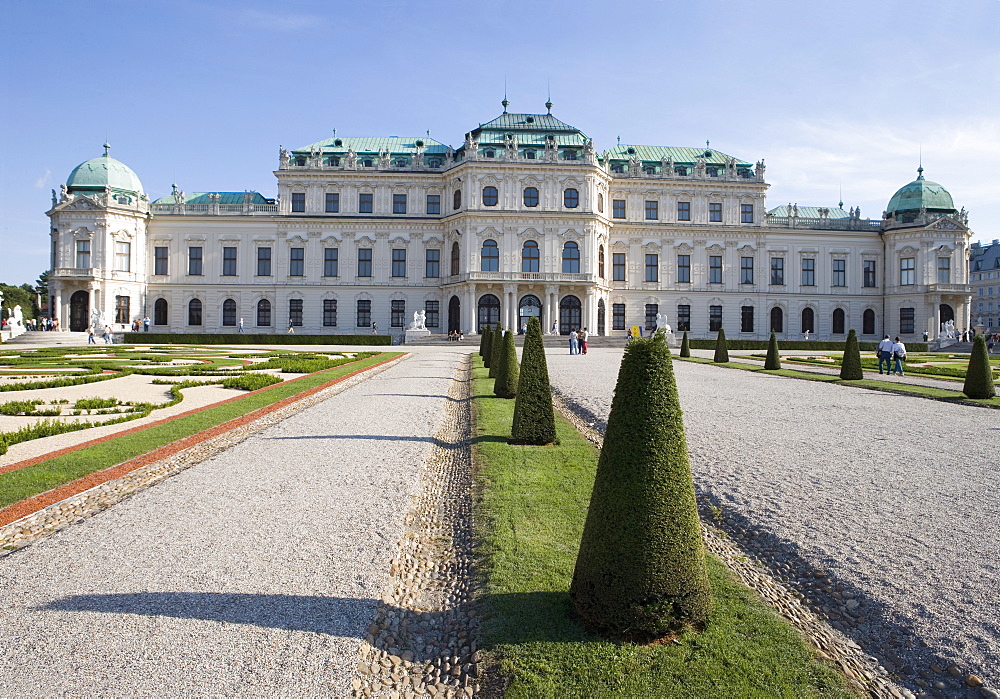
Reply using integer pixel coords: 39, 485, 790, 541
584, 289, 596, 334
51, 290, 62, 329
504, 284, 517, 331
465, 286, 476, 334
546, 285, 559, 334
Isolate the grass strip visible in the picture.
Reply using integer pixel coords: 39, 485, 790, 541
471, 357, 854, 698
0, 353, 396, 509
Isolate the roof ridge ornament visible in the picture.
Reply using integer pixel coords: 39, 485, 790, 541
103, 142, 111, 157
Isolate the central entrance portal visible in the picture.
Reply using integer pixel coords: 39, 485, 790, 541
70, 290, 89, 331
518, 295, 541, 333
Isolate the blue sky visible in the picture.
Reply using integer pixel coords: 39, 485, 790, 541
2, 0, 998, 286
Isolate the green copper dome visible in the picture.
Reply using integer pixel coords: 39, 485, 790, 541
66, 145, 143, 195
886, 168, 954, 215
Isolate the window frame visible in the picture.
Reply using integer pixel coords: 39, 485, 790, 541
741, 306, 754, 333
358, 192, 373, 214
325, 192, 339, 213
677, 201, 691, 221
481, 239, 500, 272
356, 299, 371, 328
564, 188, 579, 208
154, 246, 168, 275
391, 299, 406, 328
709, 255, 723, 284
801, 258, 815, 286
188, 298, 203, 326
523, 187, 539, 208
645, 200, 659, 220
482, 186, 499, 207
740, 256, 753, 284
900, 257, 915, 286
562, 241, 581, 274
677, 304, 691, 332
324, 248, 338, 277
900, 307, 915, 334
612, 303, 626, 330
612, 199, 626, 219
288, 299, 303, 327
426, 194, 440, 215
832, 259, 846, 287
114, 241, 131, 272
709, 305, 723, 332
357, 248, 373, 277
770, 257, 785, 286
740, 203, 754, 223
863, 259, 877, 287
613, 252, 626, 281
222, 298, 237, 326
222, 246, 238, 276
391, 248, 407, 278
645, 254, 658, 283
392, 193, 407, 214
257, 247, 272, 277
425, 249, 440, 278
256, 299, 271, 327
937, 257, 951, 284
76, 240, 91, 269
522, 241, 540, 273
289, 247, 304, 277
323, 299, 337, 327
677, 254, 691, 283
291, 192, 305, 213
188, 246, 203, 276
709, 202, 722, 222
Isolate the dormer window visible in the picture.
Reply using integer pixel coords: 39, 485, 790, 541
334, 139, 343, 147
708, 167, 719, 177
526, 116, 534, 123
675, 166, 688, 176
525, 150, 536, 160
612, 165, 624, 174
626, 147, 636, 155
329, 156, 340, 166
428, 158, 441, 168
416, 140, 424, 147
363, 159, 373, 167
295, 157, 306, 166
485, 149, 496, 158
563, 150, 577, 161
394, 159, 407, 167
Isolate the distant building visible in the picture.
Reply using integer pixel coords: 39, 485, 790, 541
970, 239, 1000, 333
45, 102, 974, 341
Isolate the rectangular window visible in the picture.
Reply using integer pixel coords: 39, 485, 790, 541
900, 257, 915, 286
356, 299, 371, 327
325, 192, 339, 213
357, 248, 373, 277
645, 254, 659, 282
289, 299, 303, 326
709, 202, 722, 222
222, 246, 237, 276
392, 249, 407, 277
257, 247, 271, 276
154, 247, 168, 275
425, 300, 440, 328
709, 305, 723, 332
802, 258, 815, 286
613, 199, 626, 219
613, 253, 626, 281
391, 299, 405, 328
324, 248, 338, 277
425, 249, 440, 278
740, 256, 753, 284
426, 194, 440, 215
645, 304, 658, 331
612, 303, 626, 330
709, 255, 723, 284
393, 193, 407, 214
937, 257, 951, 284
741, 203, 754, 223
677, 304, 691, 332
770, 257, 784, 285
188, 246, 203, 275
289, 247, 304, 277
359, 192, 373, 213
863, 259, 876, 287
677, 255, 691, 283
677, 201, 691, 221
741, 306, 754, 333
323, 299, 337, 327
832, 259, 846, 287
645, 200, 659, 220
114, 241, 131, 272
291, 192, 305, 213
115, 295, 130, 324
900, 307, 915, 334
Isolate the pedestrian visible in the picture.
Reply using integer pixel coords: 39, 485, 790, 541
103, 324, 112, 344
876, 334, 894, 374
551, 321, 557, 335
627, 328, 633, 342
890, 336, 907, 376
569, 328, 579, 355
287, 318, 295, 334
238, 318, 244, 333
88, 328, 96, 344
371, 321, 378, 335
581, 327, 589, 354
521, 322, 527, 335
143, 316, 150, 332
922, 330, 928, 343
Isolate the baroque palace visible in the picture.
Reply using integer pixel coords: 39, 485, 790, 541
46, 101, 974, 341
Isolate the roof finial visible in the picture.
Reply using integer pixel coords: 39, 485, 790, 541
706, 139, 710, 150
839, 183, 844, 209
426, 129, 431, 136
617, 135, 621, 145
103, 142, 111, 157
546, 79, 552, 114
332, 128, 336, 136
502, 77, 508, 113
917, 145, 924, 179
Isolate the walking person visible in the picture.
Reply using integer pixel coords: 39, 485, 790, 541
890, 336, 907, 376
876, 334, 894, 374
143, 316, 150, 332
103, 324, 112, 344
581, 327, 589, 354
371, 321, 378, 335
287, 318, 295, 334
87, 328, 96, 344
569, 328, 579, 355
238, 318, 244, 333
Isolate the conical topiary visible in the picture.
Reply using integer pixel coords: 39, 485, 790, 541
570, 337, 712, 640
488, 326, 502, 378
713, 328, 729, 363
963, 335, 997, 399
511, 317, 557, 445
679, 331, 690, 358
764, 331, 781, 370
493, 330, 520, 399
840, 329, 863, 380
481, 323, 494, 368
478, 325, 487, 357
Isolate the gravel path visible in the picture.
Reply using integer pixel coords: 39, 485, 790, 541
0, 349, 463, 697
546, 347, 999, 695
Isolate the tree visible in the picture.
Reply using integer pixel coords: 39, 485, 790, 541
764, 331, 781, 370
488, 326, 503, 378
511, 317, 557, 444
570, 337, 712, 640
0, 283, 38, 321
481, 323, 494, 368
963, 336, 997, 399
679, 332, 690, 358
35, 271, 49, 311
840, 329, 863, 380
713, 328, 729, 363
478, 323, 487, 357
493, 329, 520, 399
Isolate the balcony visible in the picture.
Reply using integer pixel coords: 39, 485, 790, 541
458, 271, 597, 284
927, 283, 972, 295
150, 203, 279, 216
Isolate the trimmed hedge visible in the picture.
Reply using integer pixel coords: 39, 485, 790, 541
840, 329, 864, 380
493, 330, 520, 399
713, 329, 729, 363
510, 317, 556, 445
122, 333, 391, 346
690, 339, 929, 352
488, 326, 502, 379
963, 336, 997, 399
764, 332, 781, 370
482, 324, 494, 368
679, 332, 690, 358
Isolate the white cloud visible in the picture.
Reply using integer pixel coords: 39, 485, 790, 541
34, 169, 51, 189
236, 8, 323, 32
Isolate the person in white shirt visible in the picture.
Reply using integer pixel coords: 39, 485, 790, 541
890, 337, 907, 376
569, 329, 579, 355
581, 327, 589, 354
876, 335, 894, 374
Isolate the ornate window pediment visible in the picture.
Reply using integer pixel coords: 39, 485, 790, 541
611, 240, 628, 251
65, 197, 100, 211
738, 243, 757, 253
934, 218, 961, 230
676, 296, 693, 306
356, 234, 376, 245
320, 234, 340, 245
674, 242, 693, 253
480, 175, 503, 186
72, 226, 93, 239
480, 226, 502, 238
424, 234, 443, 245
288, 234, 308, 244
707, 243, 725, 254
643, 241, 662, 252
390, 235, 408, 246
898, 245, 918, 256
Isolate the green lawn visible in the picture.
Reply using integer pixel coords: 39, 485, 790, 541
472, 358, 855, 698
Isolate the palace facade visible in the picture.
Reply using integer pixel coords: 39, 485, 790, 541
46, 102, 974, 341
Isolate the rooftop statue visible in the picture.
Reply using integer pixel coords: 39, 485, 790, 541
279, 146, 289, 169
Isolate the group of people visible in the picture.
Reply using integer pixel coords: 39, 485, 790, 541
568, 328, 589, 355
129, 317, 152, 333
6, 317, 58, 331
875, 335, 907, 376
87, 325, 116, 344
447, 330, 464, 341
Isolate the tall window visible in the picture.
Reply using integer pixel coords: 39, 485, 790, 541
523, 187, 539, 207
770, 307, 784, 333
324, 248, 338, 277
564, 188, 579, 208
900, 307, 915, 334
677, 201, 691, 221
677, 255, 691, 283
802, 258, 815, 286
900, 257, 915, 286
645, 304, 659, 331
154, 298, 168, 325
709, 202, 722, 222
188, 246, 203, 276
289, 247, 304, 277
522, 241, 540, 273
645, 200, 659, 220
256, 299, 271, 327
832, 259, 846, 287
426, 194, 440, 214
613, 253, 626, 281
288, 299, 303, 326
741, 203, 754, 223
740, 256, 753, 284
770, 257, 785, 285
392, 193, 407, 214
453, 189, 461, 210
801, 307, 815, 334
257, 247, 272, 276
563, 242, 580, 273
483, 186, 498, 206
598, 246, 605, 278
645, 254, 658, 282
741, 306, 754, 333
222, 299, 237, 326
75, 240, 91, 268
391, 249, 407, 277
863, 260, 877, 287
154, 247, 168, 275
325, 192, 339, 213
188, 298, 202, 326
938, 257, 951, 283
451, 242, 460, 275
357, 248, 373, 277
709, 305, 723, 332
709, 255, 723, 284
114, 241, 131, 272
425, 300, 440, 328
291, 192, 305, 212
481, 240, 499, 272
359, 192, 373, 213
425, 249, 440, 278
613, 199, 626, 219
832, 308, 846, 334
115, 295, 130, 324
323, 299, 337, 327
863, 308, 876, 335
356, 300, 371, 327
222, 247, 237, 276
391, 300, 405, 327
677, 304, 691, 331
612, 303, 626, 330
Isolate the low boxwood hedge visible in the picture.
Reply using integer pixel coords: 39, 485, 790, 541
122, 333, 391, 346
688, 339, 928, 352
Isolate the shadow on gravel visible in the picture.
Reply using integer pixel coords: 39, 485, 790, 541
264, 434, 436, 443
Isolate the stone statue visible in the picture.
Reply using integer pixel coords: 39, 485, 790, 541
344, 148, 358, 168
584, 138, 596, 162
628, 156, 641, 177
408, 309, 427, 331
412, 148, 424, 167
694, 158, 707, 177
755, 159, 766, 178
60, 183, 70, 202
378, 149, 390, 168
464, 133, 475, 151
942, 319, 956, 339
792, 204, 799, 218
279, 146, 290, 169
51, 189, 58, 208
12, 305, 23, 328
855, 206, 862, 219
655, 313, 671, 334
91, 308, 103, 330
243, 190, 254, 205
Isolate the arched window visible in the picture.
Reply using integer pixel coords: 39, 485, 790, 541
598, 245, 606, 278
518, 295, 542, 332
453, 189, 462, 210
448, 296, 461, 332
832, 308, 846, 334
559, 295, 582, 335
801, 307, 814, 334
770, 307, 783, 333
523, 187, 539, 207
222, 298, 237, 326
153, 298, 168, 326
482, 186, 498, 206
564, 188, 579, 208
863, 309, 876, 335
451, 241, 460, 276
522, 241, 539, 273
481, 239, 499, 272
597, 192, 604, 213
188, 299, 203, 326
257, 299, 271, 327
484, 149, 496, 158
562, 241, 580, 273
477, 294, 501, 332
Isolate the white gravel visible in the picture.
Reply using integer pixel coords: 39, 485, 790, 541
0, 350, 462, 697
546, 347, 1000, 690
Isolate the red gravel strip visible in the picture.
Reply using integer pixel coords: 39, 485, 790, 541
0, 354, 402, 527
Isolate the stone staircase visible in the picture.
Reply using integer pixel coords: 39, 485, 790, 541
1, 330, 92, 347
